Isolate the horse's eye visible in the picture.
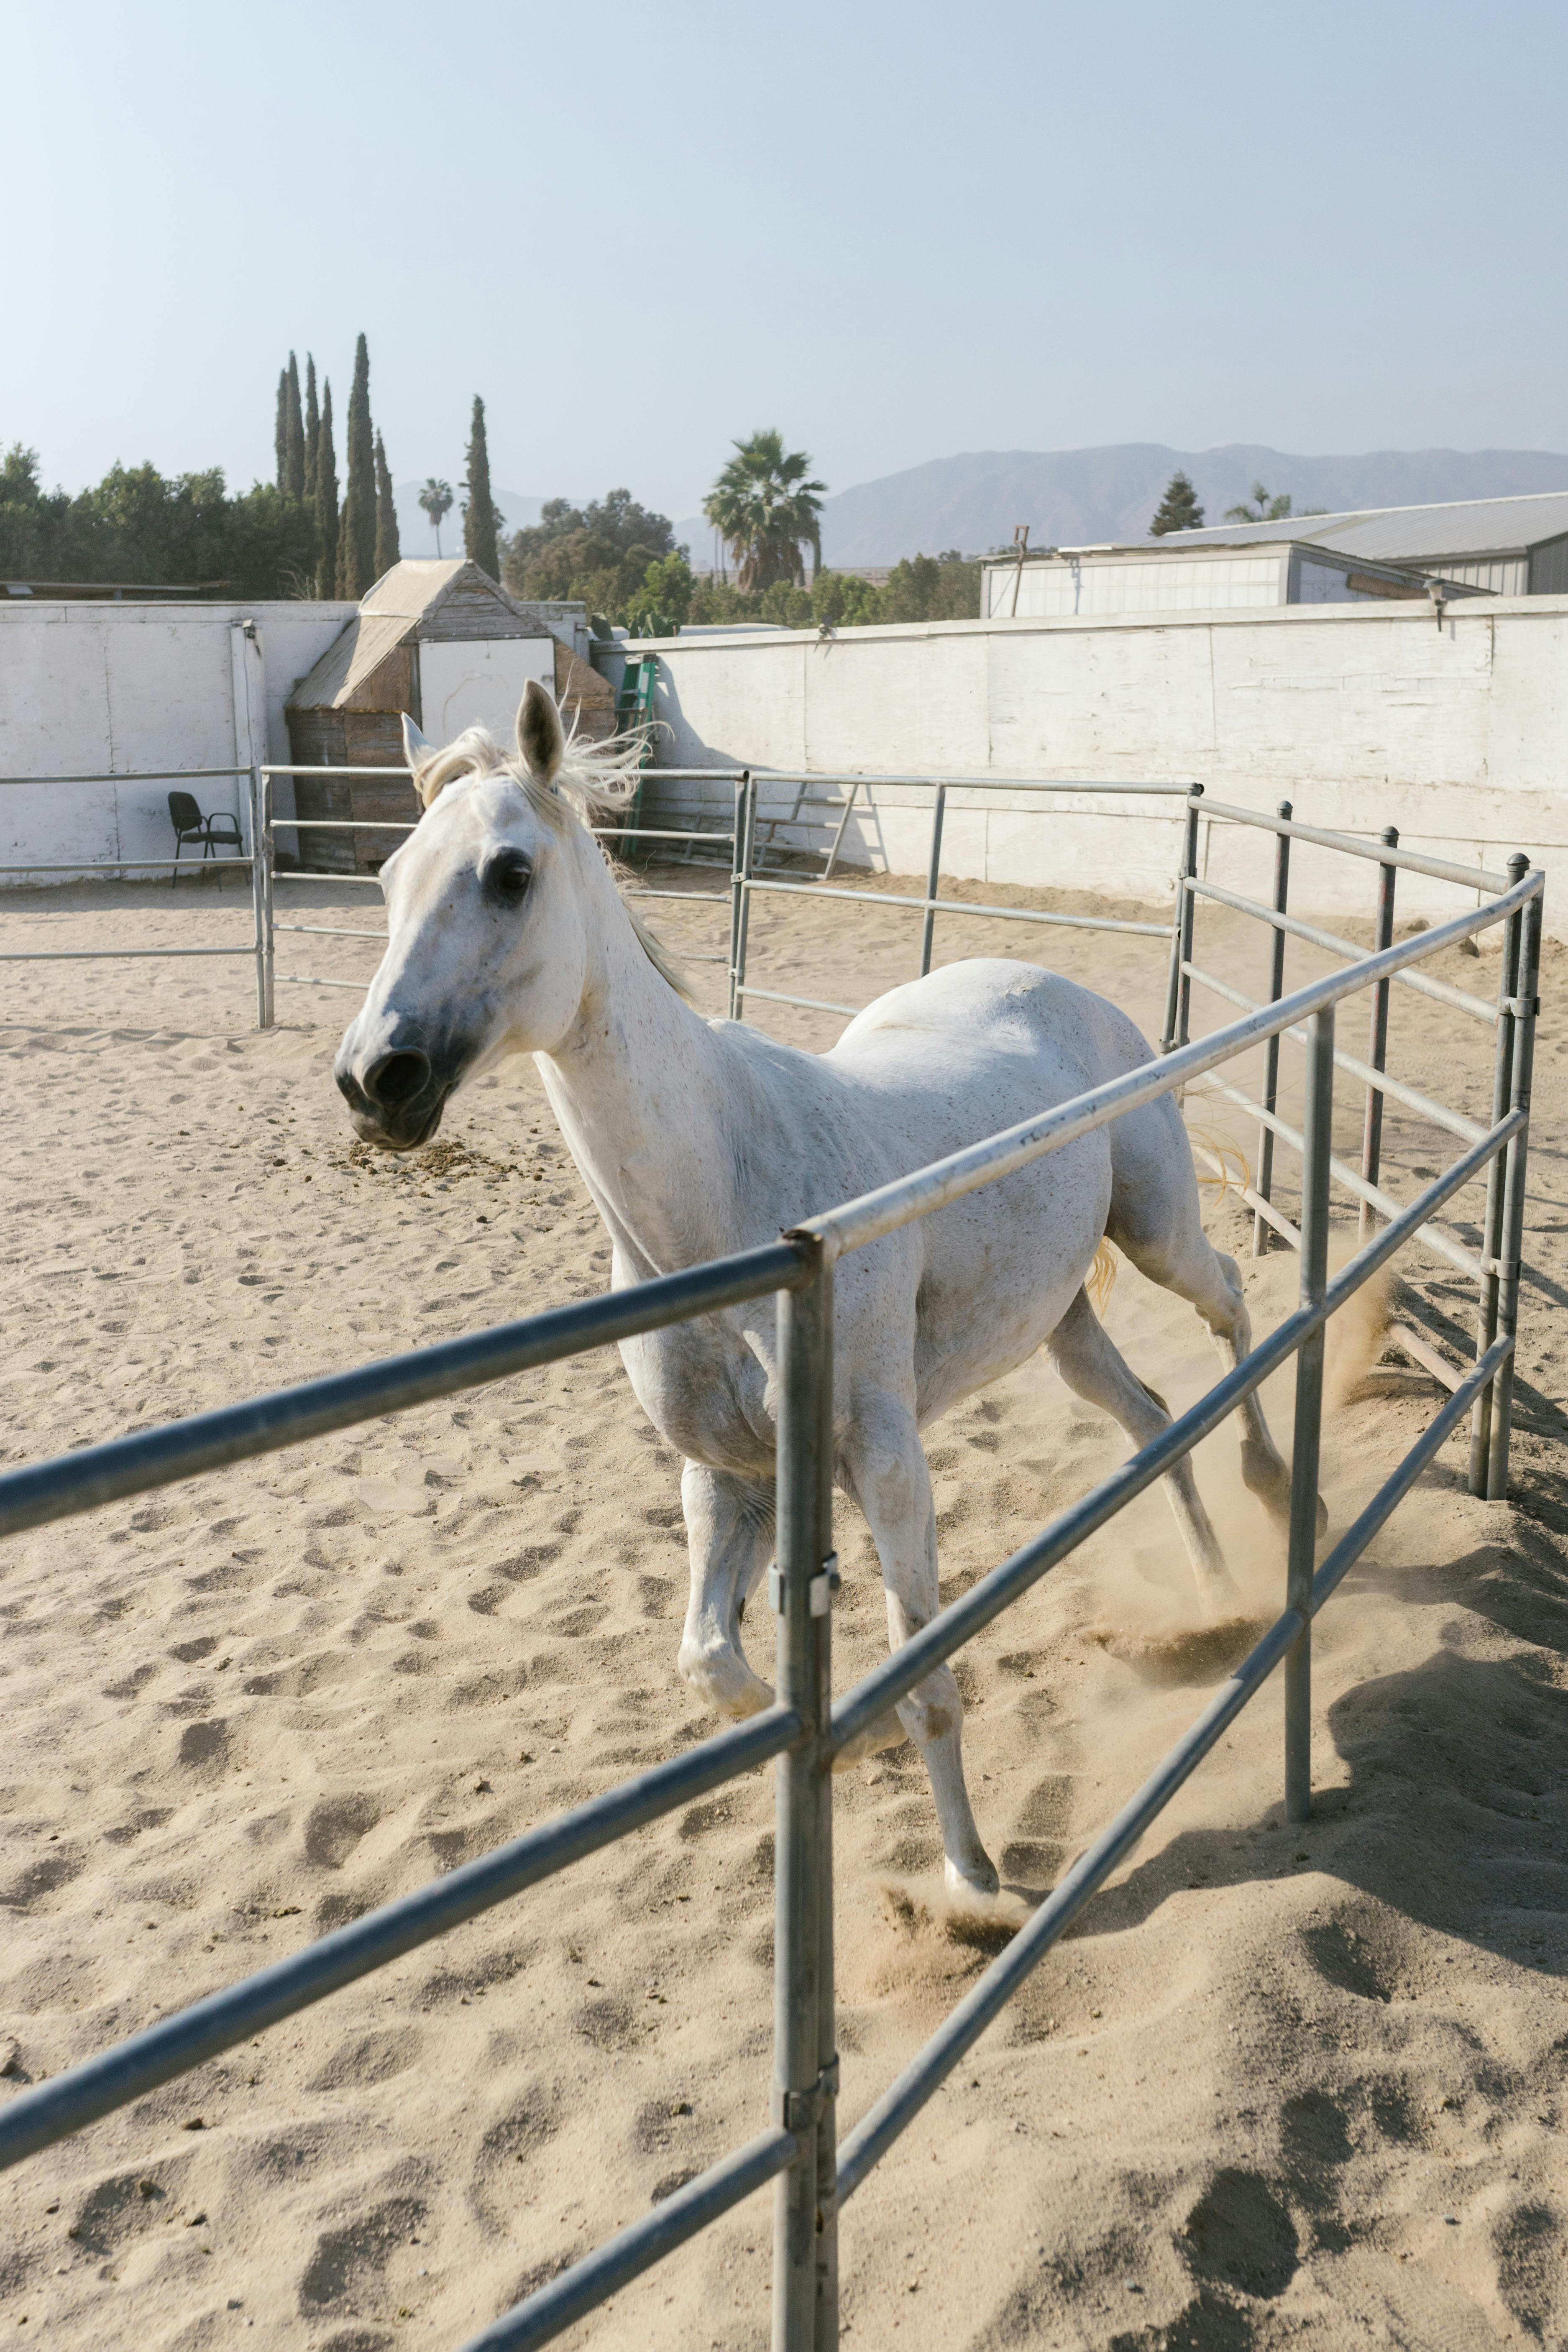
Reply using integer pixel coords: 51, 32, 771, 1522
485, 852, 532, 907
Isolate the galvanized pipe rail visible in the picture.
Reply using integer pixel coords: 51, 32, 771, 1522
711, 768, 1193, 1021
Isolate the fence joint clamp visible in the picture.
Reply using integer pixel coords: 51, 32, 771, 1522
1486, 1256, 1522, 1283
771, 2054, 840, 2133
767, 1554, 841, 1616
1501, 995, 1540, 1019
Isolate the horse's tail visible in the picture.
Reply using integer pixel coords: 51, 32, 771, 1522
1086, 1236, 1118, 1316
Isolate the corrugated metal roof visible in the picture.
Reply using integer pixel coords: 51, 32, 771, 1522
1061, 490, 1568, 565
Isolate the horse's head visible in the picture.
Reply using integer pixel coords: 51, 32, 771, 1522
335, 680, 601, 1150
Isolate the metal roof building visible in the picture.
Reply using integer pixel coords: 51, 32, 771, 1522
1078, 491, 1568, 598
980, 537, 1484, 621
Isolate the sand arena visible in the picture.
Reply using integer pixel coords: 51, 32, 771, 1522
0, 861, 1563, 2349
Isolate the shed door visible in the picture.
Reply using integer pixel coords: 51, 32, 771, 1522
419, 637, 557, 745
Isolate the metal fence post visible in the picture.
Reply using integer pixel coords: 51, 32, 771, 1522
249, 765, 274, 1032
732, 773, 757, 1023
1252, 800, 1293, 1255
918, 785, 947, 977
1357, 826, 1399, 1247
772, 1240, 836, 2352
1286, 1005, 1334, 1823
1160, 786, 1204, 1055
1470, 854, 1527, 1493
1485, 865, 1540, 1501
727, 771, 751, 1019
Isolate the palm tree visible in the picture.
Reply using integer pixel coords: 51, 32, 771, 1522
1224, 481, 1294, 525
418, 478, 454, 556
703, 430, 826, 593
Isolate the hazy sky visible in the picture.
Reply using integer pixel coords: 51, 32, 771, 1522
8, 1, 1566, 519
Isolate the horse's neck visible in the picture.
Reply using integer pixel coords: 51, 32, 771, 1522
535, 836, 749, 1272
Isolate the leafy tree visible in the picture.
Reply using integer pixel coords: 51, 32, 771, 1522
1149, 469, 1205, 534
0, 442, 315, 596
283, 353, 305, 505
810, 570, 882, 628
274, 370, 289, 493
632, 550, 693, 626
879, 552, 981, 622
501, 488, 680, 623
337, 332, 377, 598
758, 580, 813, 627
1224, 481, 1293, 524
703, 429, 825, 592
419, 478, 453, 556
462, 395, 502, 579
313, 380, 338, 599
373, 432, 399, 578
687, 575, 762, 626
303, 355, 320, 506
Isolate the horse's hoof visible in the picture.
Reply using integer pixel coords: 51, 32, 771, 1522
832, 1711, 909, 1771
677, 1639, 775, 1721
944, 1853, 1000, 1905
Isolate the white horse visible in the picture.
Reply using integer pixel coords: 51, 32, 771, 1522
336, 685, 1297, 1900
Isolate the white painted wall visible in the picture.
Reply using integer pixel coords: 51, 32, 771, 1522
0, 599, 355, 878
633, 595, 1563, 934
418, 636, 556, 746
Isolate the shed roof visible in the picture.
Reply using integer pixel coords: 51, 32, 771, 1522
289, 559, 541, 712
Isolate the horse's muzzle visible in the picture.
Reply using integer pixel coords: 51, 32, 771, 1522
336, 1038, 453, 1150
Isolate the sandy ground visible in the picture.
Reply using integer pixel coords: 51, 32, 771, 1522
0, 850, 1564, 2352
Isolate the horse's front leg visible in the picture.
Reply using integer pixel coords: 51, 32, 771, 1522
676, 1462, 777, 1720
843, 1392, 999, 1902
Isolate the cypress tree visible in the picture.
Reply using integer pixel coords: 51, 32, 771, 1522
1149, 470, 1206, 535
284, 352, 305, 505
303, 355, 320, 507
373, 432, 400, 578
274, 369, 288, 492
337, 332, 377, 598
462, 394, 501, 579
313, 380, 339, 600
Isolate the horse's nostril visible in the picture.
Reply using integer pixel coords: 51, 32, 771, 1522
364, 1049, 431, 1107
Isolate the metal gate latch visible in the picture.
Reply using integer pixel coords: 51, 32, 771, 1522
767, 1554, 841, 1616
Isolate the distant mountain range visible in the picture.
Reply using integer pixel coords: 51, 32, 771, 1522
680, 444, 1568, 569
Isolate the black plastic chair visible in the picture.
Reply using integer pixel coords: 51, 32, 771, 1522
168, 791, 244, 886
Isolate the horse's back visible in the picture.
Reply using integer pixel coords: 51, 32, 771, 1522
830, 957, 1153, 1107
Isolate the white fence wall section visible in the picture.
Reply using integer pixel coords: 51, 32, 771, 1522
632, 594, 1568, 935
0, 601, 355, 873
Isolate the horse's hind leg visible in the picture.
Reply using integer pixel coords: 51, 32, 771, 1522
1107, 1099, 1310, 1532
1047, 1289, 1237, 1608
1120, 1222, 1312, 1532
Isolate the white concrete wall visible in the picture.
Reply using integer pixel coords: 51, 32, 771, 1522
634, 595, 1563, 933
0, 600, 355, 878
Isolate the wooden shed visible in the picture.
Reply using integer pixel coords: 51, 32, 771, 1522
282, 559, 614, 872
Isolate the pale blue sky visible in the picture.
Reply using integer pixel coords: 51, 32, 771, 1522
7, 0, 1566, 517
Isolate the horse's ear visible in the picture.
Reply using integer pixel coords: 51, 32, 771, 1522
517, 678, 564, 788
402, 712, 447, 810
